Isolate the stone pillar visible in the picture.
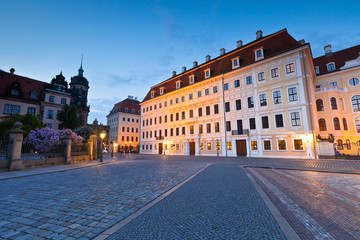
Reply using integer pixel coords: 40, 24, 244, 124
8, 122, 25, 171
62, 135, 72, 165
195, 141, 200, 156
90, 134, 98, 160
87, 138, 94, 161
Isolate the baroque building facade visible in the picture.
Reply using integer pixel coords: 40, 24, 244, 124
140, 29, 319, 159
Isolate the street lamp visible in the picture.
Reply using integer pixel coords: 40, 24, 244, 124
110, 140, 114, 158
216, 139, 220, 157
129, 141, 132, 153
100, 131, 106, 162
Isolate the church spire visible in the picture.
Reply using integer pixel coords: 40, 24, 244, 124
78, 55, 84, 77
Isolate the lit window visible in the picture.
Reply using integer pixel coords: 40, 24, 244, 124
200, 143, 204, 150
286, 63, 295, 74
263, 140, 271, 150
207, 123, 211, 133
207, 142, 212, 150
227, 142, 232, 150
215, 141, 221, 150
345, 139, 351, 150
336, 139, 343, 150
294, 139, 303, 150
251, 141, 257, 150
278, 140, 286, 150
319, 118, 327, 131
215, 122, 220, 132
349, 78, 359, 87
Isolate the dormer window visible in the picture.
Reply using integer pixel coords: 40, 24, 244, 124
176, 80, 182, 89
29, 90, 37, 99
315, 66, 320, 75
254, 48, 264, 61
327, 62, 336, 72
151, 91, 156, 98
232, 57, 240, 69
189, 75, 195, 84
160, 87, 165, 95
131, 109, 135, 113
204, 69, 211, 79
10, 89, 19, 96
125, 108, 128, 113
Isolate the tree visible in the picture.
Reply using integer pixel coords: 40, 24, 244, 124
73, 126, 93, 140
57, 104, 81, 130
0, 113, 43, 137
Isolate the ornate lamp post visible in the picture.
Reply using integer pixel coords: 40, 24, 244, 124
100, 131, 106, 162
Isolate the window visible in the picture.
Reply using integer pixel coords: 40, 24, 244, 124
199, 124, 203, 134
159, 103, 162, 108
125, 108, 128, 113
198, 91, 202, 97
352, 95, 360, 111
223, 83, 229, 91
61, 98, 66, 104
176, 81, 181, 89
227, 142, 232, 150
190, 126, 194, 134
349, 78, 359, 87
159, 116, 162, 124
271, 68, 279, 78
215, 141, 221, 150
249, 118, 256, 130
291, 112, 301, 127
205, 69, 211, 79
181, 96, 185, 102
151, 91, 155, 98
170, 99, 173, 105
294, 139, 304, 150
49, 96, 55, 103
246, 76, 252, 84
170, 128, 173, 136
176, 113, 179, 121
251, 141, 258, 150
356, 117, 360, 133
176, 98, 179, 104
189, 110, 193, 118
10, 89, 19, 95
232, 57, 239, 68
255, 48, 264, 61
258, 72, 265, 81
234, 80, 240, 88
213, 86, 218, 93
189, 93, 193, 100
47, 110, 54, 119
316, 99, 324, 111
315, 66, 319, 74
247, 97, 254, 108
336, 139, 343, 150
278, 140, 286, 150
182, 111, 185, 120
329, 82, 338, 87
333, 117, 341, 130
122, 136, 125, 141
275, 114, 284, 128
215, 122, 220, 132
164, 101, 167, 107
189, 75, 195, 84
319, 118, 327, 131
132, 109, 135, 113
160, 87, 165, 95
226, 121, 231, 131
45, 123, 52, 128
330, 97, 337, 110
123, 127, 125, 132
214, 104, 219, 114
207, 142, 212, 150
207, 123, 211, 133
27, 107, 35, 115
205, 89, 210, 95
261, 116, 269, 129
198, 108, 203, 117
263, 140, 271, 150
164, 129, 167, 137
236, 99, 241, 110
327, 63, 335, 72
225, 102, 230, 112
206, 106, 210, 115
200, 143, 204, 150
288, 87, 298, 102
345, 139, 351, 150
170, 114, 173, 122
259, 94, 267, 106
165, 115, 167, 123
176, 144, 180, 150
176, 128, 179, 136
343, 118, 348, 131
4, 104, 20, 115
286, 63, 295, 74
182, 127, 186, 135
273, 90, 282, 104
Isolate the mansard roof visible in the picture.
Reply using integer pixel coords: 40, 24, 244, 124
108, 98, 141, 116
143, 28, 302, 102
313, 45, 360, 75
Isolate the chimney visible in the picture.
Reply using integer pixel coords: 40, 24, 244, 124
134, 97, 138, 100
206, 55, 211, 62
172, 71, 177, 77
237, 40, 243, 48
182, 66, 186, 72
256, 30, 263, 39
128, 95, 133, 100
324, 45, 332, 56
298, 39, 305, 45
220, 48, 225, 56
193, 61, 198, 68
9, 68, 15, 75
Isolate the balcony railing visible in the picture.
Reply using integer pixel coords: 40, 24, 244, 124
231, 129, 249, 136
156, 136, 164, 140
315, 86, 347, 93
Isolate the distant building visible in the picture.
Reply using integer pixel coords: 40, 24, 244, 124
0, 61, 90, 129
107, 96, 141, 152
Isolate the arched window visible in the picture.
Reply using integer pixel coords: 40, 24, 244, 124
343, 118, 348, 130
333, 117, 340, 130
345, 139, 351, 150
339, 98, 345, 110
319, 118, 327, 131
352, 95, 360, 112
355, 117, 360, 133
330, 97, 337, 110
349, 78, 359, 86
337, 139, 344, 150
316, 99, 324, 111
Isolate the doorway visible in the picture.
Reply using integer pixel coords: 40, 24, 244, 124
158, 143, 163, 154
189, 142, 195, 155
236, 140, 247, 156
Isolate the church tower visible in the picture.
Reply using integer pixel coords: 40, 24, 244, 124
70, 58, 90, 126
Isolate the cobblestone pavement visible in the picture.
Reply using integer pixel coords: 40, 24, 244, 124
0, 160, 206, 239
108, 164, 286, 240
247, 168, 360, 240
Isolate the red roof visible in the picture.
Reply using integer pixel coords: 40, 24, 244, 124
109, 98, 140, 115
143, 29, 301, 102
0, 69, 45, 102
313, 45, 360, 75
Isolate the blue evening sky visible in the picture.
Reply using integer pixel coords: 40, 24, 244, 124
1, 0, 359, 124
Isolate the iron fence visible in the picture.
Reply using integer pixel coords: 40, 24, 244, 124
21, 143, 63, 159
71, 142, 89, 156
0, 137, 10, 160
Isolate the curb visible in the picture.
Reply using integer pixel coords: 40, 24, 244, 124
242, 166, 360, 175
